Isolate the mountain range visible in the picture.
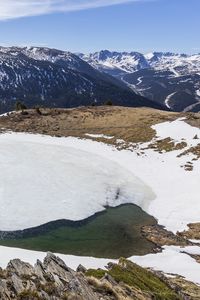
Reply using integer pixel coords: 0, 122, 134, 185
79, 50, 200, 112
0, 46, 163, 113
0, 46, 199, 113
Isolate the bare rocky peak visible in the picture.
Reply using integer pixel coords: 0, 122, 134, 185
0, 253, 99, 300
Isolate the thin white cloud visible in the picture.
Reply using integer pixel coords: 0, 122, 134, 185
0, 0, 146, 20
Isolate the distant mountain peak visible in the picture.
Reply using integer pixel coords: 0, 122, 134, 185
80, 50, 150, 74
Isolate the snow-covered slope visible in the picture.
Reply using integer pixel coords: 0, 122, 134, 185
79, 50, 200, 112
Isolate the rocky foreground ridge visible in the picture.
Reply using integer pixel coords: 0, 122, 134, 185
0, 252, 199, 300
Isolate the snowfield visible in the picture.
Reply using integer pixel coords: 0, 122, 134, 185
1, 117, 200, 285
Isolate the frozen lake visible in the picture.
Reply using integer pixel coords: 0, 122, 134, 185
0, 132, 155, 231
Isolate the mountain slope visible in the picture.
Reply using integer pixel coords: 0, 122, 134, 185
79, 50, 200, 112
0, 46, 164, 113
124, 69, 200, 112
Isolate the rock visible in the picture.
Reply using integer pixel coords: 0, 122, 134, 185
11, 274, 25, 294
102, 273, 117, 285
7, 259, 34, 277
76, 265, 87, 273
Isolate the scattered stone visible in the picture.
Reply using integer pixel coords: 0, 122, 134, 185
178, 223, 200, 240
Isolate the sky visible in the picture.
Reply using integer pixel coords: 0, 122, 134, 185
0, 0, 199, 54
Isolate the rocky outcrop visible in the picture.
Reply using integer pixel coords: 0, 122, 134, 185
0, 253, 99, 300
0, 254, 186, 300
141, 225, 193, 247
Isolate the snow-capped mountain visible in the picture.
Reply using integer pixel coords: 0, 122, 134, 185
79, 50, 200, 112
0, 46, 164, 113
79, 50, 150, 76
145, 52, 200, 76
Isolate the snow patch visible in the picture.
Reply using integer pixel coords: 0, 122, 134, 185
164, 92, 177, 109
85, 133, 114, 139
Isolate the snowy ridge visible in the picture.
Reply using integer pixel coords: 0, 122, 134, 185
81, 50, 200, 77
145, 52, 200, 76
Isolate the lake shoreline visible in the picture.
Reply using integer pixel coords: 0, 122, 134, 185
0, 204, 158, 258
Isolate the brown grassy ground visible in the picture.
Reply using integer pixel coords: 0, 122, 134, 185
0, 106, 179, 146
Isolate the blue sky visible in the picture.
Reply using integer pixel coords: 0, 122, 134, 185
0, 0, 199, 54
